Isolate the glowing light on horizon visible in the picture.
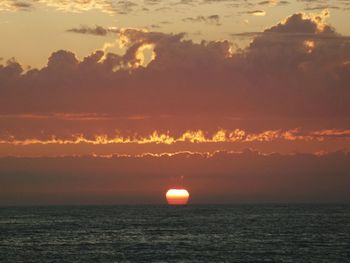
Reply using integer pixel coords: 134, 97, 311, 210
0, 128, 349, 146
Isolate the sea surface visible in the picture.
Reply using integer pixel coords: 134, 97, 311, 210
0, 205, 350, 262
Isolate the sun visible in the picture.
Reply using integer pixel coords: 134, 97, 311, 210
166, 189, 190, 205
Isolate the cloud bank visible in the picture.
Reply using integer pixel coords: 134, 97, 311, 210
1, 12, 350, 153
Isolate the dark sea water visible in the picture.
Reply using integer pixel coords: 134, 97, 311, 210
1, 205, 350, 262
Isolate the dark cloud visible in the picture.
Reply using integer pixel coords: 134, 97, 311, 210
0, 150, 349, 205
1, 13, 350, 136
67, 25, 119, 36
12, 1, 32, 10
182, 15, 221, 26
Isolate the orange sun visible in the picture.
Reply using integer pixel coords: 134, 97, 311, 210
166, 189, 190, 205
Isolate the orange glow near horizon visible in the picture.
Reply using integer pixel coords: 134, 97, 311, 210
166, 189, 190, 205
1, 128, 349, 146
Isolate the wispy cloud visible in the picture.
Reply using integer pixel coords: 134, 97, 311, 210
67, 25, 119, 36
182, 15, 221, 26
258, 0, 289, 6
0, 0, 33, 11
242, 10, 266, 16
0, 0, 139, 14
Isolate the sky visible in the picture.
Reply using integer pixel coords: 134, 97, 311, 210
0, 0, 350, 205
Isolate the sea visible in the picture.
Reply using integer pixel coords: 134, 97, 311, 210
1, 205, 349, 262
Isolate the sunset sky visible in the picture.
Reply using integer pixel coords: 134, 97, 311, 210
1, 0, 350, 205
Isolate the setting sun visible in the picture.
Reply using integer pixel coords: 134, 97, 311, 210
166, 189, 190, 205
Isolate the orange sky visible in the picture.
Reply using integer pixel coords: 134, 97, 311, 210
0, 1, 350, 204
1, 151, 350, 205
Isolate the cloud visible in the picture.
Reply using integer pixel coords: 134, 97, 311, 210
11, 1, 32, 10
67, 25, 119, 36
242, 10, 266, 16
1, 124, 350, 157
1, 12, 350, 145
1, 150, 349, 204
1, 128, 350, 146
1, 0, 347, 15
299, 0, 346, 11
0, 0, 139, 14
182, 15, 221, 26
0, 0, 32, 11
304, 5, 340, 11
144, 0, 162, 5
231, 10, 350, 45
37, 0, 116, 14
258, 0, 289, 6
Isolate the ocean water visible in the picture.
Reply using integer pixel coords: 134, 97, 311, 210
0, 205, 349, 262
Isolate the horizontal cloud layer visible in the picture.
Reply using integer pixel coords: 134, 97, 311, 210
1, 128, 350, 145
2, 0, 349, 14
1, 129, 350, 157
